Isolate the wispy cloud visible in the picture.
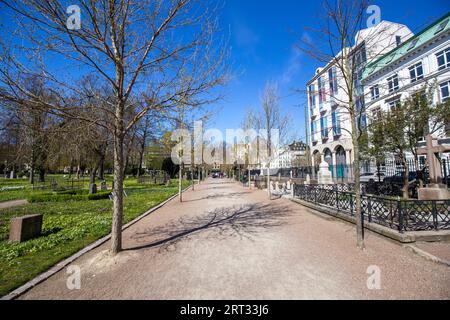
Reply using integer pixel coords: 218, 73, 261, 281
280, 45, 303, 85
234, 22, 260, 47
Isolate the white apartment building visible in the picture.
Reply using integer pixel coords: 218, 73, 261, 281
307, 21, 413, 180
268, 141, 307, 169
363, 13, 450, 167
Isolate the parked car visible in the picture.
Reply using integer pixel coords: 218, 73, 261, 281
359, 172, 385, 183
384, 170, 429, 186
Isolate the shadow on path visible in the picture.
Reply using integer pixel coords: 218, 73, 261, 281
183, 191, 250, 203
126, 203, 293, 252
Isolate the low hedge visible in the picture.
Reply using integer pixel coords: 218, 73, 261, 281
28, 190, 111, 203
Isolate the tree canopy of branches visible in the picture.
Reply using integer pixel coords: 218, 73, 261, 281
0, 0, 228, 254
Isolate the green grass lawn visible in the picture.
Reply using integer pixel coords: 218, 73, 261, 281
0, 177, 190, 297
0, 175, 114, 202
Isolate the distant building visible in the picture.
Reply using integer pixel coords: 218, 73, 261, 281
269, 140, 308, 169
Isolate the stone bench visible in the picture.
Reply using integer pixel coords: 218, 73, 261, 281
9, 214, 43, 243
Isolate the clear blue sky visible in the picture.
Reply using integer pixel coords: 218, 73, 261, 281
211, 0, 450, 142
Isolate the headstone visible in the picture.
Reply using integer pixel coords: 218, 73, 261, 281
9, 171, 15, 179
304, 174, 311, 185
9, 214, 43, 243
318, 161, 334, 185
89, 183, 97, 195
100, 181, 107, 191
417, 135, 450, 200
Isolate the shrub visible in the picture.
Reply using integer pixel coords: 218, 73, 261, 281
28, 190, 111, 203
87, 191, 111, 201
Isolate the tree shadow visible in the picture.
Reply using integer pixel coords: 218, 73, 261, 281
183, 191, 250, 203
125, 203, 293, 252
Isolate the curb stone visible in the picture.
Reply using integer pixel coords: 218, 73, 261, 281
403, 244, 450, 267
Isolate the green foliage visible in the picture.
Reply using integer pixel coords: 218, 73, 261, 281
161, 157, 179, 178
27, 189, 111, 203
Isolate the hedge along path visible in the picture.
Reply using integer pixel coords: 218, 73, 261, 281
1, 184, 192, 300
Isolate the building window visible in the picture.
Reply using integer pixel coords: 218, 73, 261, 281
440, 81, 450, 102
370, 85, 380, 100
356, 96, 365, 113
308, 84, 316, 109
320, 116, 328, 139
371, 107, 382, 121
318, 77, 326, 106
409, 62, 424, 83
388, 98, 401, 109
328, 67, 338, 97
435, 19, 449, 35
396, 35, 402, 47
436, 47, 450, 70
387, 74, 399, 93
407, 38, 419, 51
332, 111, 341, 136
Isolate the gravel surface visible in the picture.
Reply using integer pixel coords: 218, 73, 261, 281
0, 199, 28, 210
415, 242, 450, 263
19, 179, 450, 300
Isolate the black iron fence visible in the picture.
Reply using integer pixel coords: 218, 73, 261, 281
276, 158, 450, 186
293, 184, 450, 232
138, 170, 169, 184
31, 176, 88, 191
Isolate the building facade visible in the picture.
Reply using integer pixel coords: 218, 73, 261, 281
271, 141, 308, 169
362, 13, 450, 166
307, 21, 413, 179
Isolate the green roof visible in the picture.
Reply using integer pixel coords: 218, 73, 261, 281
362, 12, 450, 81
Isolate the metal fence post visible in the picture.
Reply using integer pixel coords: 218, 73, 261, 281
432, 201, 438, 231
336, 186, 339, 211
350, 193, 354, 216
398, 200, 404, 233
368, 197, 372, 223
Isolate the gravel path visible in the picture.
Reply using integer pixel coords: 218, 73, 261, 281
0, 199, 28, 210
19, 179, 450, 300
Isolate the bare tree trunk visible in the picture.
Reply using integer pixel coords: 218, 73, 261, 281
111, 131, 124, 255
29, 167, 34, 184
351, 117, 365, 250
401, 154, 410, 199
179, 164, 183, 202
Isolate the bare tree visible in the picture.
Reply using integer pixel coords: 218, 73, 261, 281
295, 0, 382, 249
0, 0, 227, 254
241, 82, 290, 196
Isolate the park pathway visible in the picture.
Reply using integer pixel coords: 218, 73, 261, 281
0, 199, 28, 210
20, 179, 450, 299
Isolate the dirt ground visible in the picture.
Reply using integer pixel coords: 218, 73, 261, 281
19, 179, 450, 300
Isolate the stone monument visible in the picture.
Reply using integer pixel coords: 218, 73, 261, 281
89, 183, 97, 195
417, 134, 450, 200
9, 214, 43, 243
317, 159, 334, 185
304, 174, 311, 185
